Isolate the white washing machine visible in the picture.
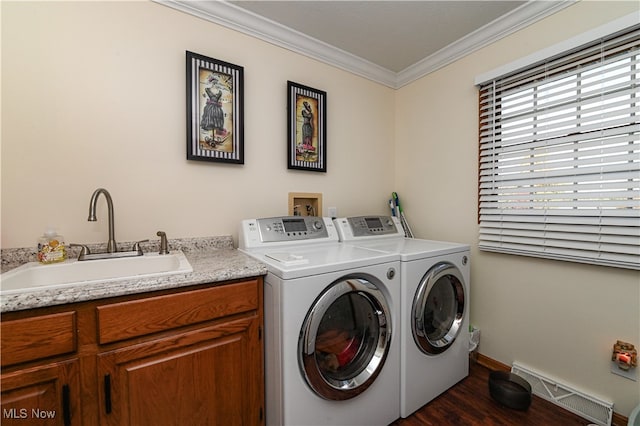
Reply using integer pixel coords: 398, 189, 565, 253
239, 216, 401, 426
334, 215, 471, 418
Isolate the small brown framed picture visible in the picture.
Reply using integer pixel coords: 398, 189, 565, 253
186, 51, 244, 164
287, 81, 326, 172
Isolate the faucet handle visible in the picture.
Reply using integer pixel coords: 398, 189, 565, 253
157, 231, 169, 255
69, 243, 91, 261
132, 239, 149, 255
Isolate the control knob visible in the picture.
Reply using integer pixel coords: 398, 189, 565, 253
312, 220, 324, 230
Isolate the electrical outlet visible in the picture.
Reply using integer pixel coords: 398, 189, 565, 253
610, 361, 637, 381
611, 340, 637, 381
328, 207, 337, 218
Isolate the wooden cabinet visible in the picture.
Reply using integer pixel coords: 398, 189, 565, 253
98, 315, 260, 425
1, 359, 80, 426
1, 311, 80, 425
1, 278, 264, 426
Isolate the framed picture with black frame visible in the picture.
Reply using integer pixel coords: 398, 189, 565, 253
287, 81, 327, 172
186, 51, 244, 164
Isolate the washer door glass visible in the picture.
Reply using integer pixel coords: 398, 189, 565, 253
412, 262, 465, 355
299, 277, 392, 401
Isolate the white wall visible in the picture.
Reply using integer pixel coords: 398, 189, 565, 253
395, 0, 640, 417
1, 1, 395, 249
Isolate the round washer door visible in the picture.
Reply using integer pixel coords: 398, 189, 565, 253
298, 276, 392, 401
412, 262, 465, 355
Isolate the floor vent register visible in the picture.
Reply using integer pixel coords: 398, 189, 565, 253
511, 362, 613, 426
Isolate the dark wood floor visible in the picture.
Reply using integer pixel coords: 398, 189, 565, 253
390, 361, 592, 426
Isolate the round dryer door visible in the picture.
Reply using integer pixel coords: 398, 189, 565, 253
412, 262, 465, 355
299, 276, 392, 401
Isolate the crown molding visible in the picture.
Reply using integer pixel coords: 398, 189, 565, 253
154, 0, 397, 87
154, 0, 574, 89
397, 0, 575, 87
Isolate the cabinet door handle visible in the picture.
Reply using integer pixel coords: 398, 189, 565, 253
104, 374, 112, 414
62, 384, 71, 426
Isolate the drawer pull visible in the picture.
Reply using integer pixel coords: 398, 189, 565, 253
104, 374, 112, 414
62, 384, 71, 426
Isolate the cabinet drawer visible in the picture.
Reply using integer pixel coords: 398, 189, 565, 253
97, 280, 258, 344
1, 311, 77, 367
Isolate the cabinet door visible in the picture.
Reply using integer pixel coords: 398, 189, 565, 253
98, 315, 263, 426
1, 359, 81, 426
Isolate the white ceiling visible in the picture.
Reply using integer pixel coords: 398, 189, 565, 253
228, 1, 527, 73
156, 0, 573, 87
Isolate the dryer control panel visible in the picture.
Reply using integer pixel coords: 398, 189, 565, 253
334, 216, 404, 241
239, 216, 338, 248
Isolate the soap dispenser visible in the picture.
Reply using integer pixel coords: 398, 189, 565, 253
37, 228, 67, 264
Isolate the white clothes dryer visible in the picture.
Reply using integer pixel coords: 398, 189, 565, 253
239, 216, 401, 426
334, 216, 471, 418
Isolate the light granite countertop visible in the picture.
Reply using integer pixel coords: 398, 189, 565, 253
1, 236, 267, 313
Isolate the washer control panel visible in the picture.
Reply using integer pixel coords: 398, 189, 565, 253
239, 216, 337, 248
334, 216, 404, 241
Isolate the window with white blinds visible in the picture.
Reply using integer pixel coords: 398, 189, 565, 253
478, 25, 640, 270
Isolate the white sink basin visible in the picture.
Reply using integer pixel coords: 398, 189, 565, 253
1, 251, 193, 294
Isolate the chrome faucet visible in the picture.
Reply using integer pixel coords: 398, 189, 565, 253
88, 188, 117, 253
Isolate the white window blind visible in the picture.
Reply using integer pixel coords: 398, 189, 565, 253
478, 25, 640, 270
